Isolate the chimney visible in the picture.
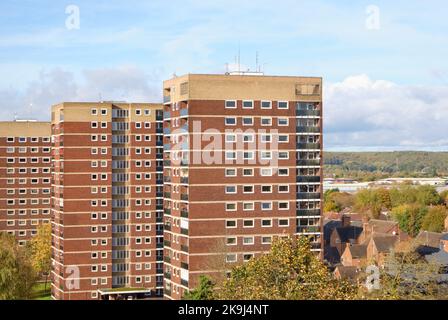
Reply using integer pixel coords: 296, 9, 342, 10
341, 215, 351, 228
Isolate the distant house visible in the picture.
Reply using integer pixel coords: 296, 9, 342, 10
341, 244, 368, 268
333, 265, 361, 283
366, 235, 399, 267
415, 231, 447, 256
424, 234, 448, 268
359, 219, 404, 243
330, 216, 364, 256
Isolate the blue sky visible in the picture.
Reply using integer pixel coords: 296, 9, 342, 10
0, 0, 447, 150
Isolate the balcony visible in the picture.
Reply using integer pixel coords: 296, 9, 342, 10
181, 210, 188, 218
297, 176, 321, 183
181, 245, 189, 253
156, 166, 164, 172
156, 229, 164, 236
297, 143, 321, 150
297, 159, 321, 166
180, 109, 189, 117
164, 209, 171, 216
181, 194, 189, 201
296, 110, 321, 117
156, 243, 164, 249
163, 160, 171, 166
296, 126, 320, 133
181, 279, 189, 287
156, 140, 163, 147
164, 256, 171, 263
297, 226, 321, 234
164, 176, 172, 183
164, 192, 171, 199
297, 209, 321, 216
297, 192, 321, 200
164, 273, 172, 280
163, 96, 171, 104
181, 262, 189, 270
164, 128, 171, 135
180, 228, 189, 235
164, 240, 171, 247
164, 111, 171, 119
164, 144, 171, 151
156, 192, 163, 198
180, 177, 189, 184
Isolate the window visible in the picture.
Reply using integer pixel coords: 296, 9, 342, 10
242, 100, 254, 109
278, 151, 289, 159
262, 236, 272, 244
7, 137, 14, 143
101, 108, 107, 115
243, 186, 254, 194
226, 203, 237, 211
243, 168, 254, 176
91, 122, 98, 128
243, 134, 254, 143
261, 101, 272, 109
278, 118, 289, 126
261, 117, 272, 126
260, 168, 272, 177
243, 151, 254, 160
262, 219, 273, 227
225, 134, 236, 143
243, 202, 254, 211
278, 135, 289, 143
226, 220, 237, 228
243, 220, 254, 228
261, 134, 271, 143
91, 108, 98, 115
243, 237, 254, 245
226, 254, 237, 263
225, 117, 236, 126
225, 186, 237, 194
279, 219, 290, 227
261, 202, 272, 210
225, 100, 237, 109
278, 185, 289, 193
225, 152, 237, 160
227, 237, 237, 246
242, 117, 253, 126
225, 168, 237, 177
261, 185, 272, 193
278, 101, 289, 109
135, 109, 142, 116
278, 202, 290, 210
278, 168, 289, 176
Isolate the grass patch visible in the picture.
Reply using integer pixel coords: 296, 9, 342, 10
31, 282, 52, 300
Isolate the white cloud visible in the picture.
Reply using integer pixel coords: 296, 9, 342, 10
0, 66, 161, 121
325, 74, 448, 151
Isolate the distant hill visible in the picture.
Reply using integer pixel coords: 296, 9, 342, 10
324, 151, 448, 181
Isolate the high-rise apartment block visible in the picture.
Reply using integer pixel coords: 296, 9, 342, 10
0, 121, 52, 246
162, 74, 323, 299
50, 102, 164, 300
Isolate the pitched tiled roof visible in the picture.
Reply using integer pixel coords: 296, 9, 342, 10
372, 235, 398, 253
334, 266, 359, 280
415, 231, 445, 248
335, 226, 363, 243
367, 219, 398, 235
347, 244, 367, 259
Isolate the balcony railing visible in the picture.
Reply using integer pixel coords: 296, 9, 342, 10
296, 126, 320, 133
181, 245, 189, 253
180, 177, 189, 184
297, 176, 321, 183
297, 226, 321, 234
180, 109, 189, 117
181, 194, 189, 201
164, 192, 171, 199
181, 262, 189, 270
297, 143, 321, 150
164, 273, 172, 280
164, 240, 171, 247
164, 209, 171, 216
164, 111, 171, 119
181, 279, 189, 287
164, 128, 171, 135
163, 96, 171, 104
181, 210, 188, 218
180, 228, 189, 235
164, 256, 171, 263
296, 110, 321, 117
297, 192, 321, 200
297, 209, 322, 216
297, 159, 321, 166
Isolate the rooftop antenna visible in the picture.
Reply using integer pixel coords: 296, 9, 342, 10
238, 43, 241, 73
256, 51, 259, 72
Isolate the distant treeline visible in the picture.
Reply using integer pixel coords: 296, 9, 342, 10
324, 151, 448, 181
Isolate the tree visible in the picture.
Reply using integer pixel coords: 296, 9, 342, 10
183, 276, 215, 300
391, 204, 427, 237
354, 189, 383, 219
213, 237, 358, 300
415, 185, 442, 206
421, 206, 448, 233
29, 223, 52, 290
0, 233, 37, 300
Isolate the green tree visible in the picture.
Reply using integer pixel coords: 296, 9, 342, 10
183, 276, 215, 300
213, 237, 358, 300
29, 223, 52, 291
0, 233, 37, 300
354, 189, 382, 219
391, 204, 427, 237
421, 206, 448, 233
415, 185, 442, 206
